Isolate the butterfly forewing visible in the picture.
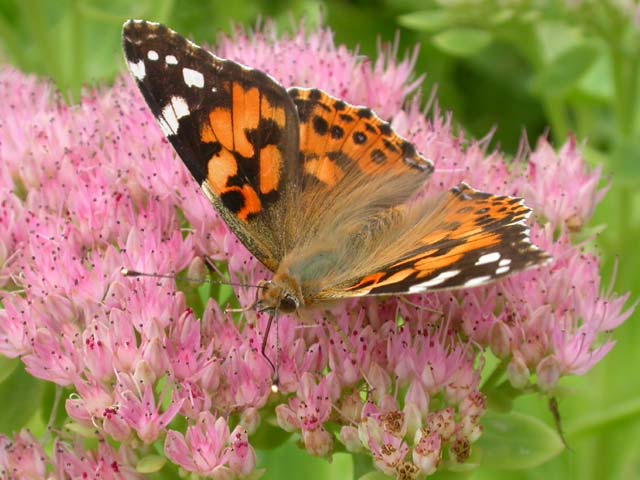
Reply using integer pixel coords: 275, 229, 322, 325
122, 20, 301, 270
289, 88, 433, 198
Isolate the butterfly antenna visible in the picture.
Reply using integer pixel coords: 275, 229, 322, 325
397, 296, 444, 316
260, 313, 280, 393
120, 267, 266, 289
225, 304, 253, 314
275, 310, 280, 391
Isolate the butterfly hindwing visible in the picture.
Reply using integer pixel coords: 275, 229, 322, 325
122, 20, 301, 270
317, 183, 550, 299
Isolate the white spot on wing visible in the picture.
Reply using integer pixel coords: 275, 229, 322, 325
464, 276, 492, 288
499, 258, 511, 267
147, 50, 159, 61
159, 96, 190, 135
166, 55, 178, 65
128, 60, 146, 80
409, 270, 461, 293
475, 252, 500, 265
496, 266, 510, 275
157, 118, 172, 137
183, 67, 204, 88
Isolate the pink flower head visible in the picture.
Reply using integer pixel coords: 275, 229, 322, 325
164, 412, 253, 478
276, 372, 338, 456
0, 17, 634, 479
0, 430, 48, 479
518, 136, 608, 232
53, 439, 141, 479
116, 374, 184, 444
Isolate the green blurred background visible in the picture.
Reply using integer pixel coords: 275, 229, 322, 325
0, 0, 639, 479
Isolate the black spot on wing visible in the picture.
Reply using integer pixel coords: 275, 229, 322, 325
220, 189, 245, 213
353, 132, 367, 144
313, 116, 329, 135
330, 125, 345, 139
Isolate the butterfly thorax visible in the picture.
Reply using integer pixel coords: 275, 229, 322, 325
258, 272, 304, 313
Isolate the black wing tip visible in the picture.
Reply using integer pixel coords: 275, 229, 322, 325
122, 19, 173, 44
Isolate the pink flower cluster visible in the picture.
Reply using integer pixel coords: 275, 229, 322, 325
0, 22, 633, 479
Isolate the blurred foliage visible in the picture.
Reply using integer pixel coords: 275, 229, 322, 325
0, 0, 639, 479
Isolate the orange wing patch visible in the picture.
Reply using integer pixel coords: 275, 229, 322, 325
259, 145, 282, 194
289, 88, 433, 188
198, 81, 290, 222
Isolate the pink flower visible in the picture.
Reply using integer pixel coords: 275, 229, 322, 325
116, 374, 184, 444
276, 373, 337, 456
0, 295, 33, 357
0, 18, 634, 479
363, 417, 410, 476
0, 430, 48, 479
53, 439, 141, 479
518, 136, 608, 231
165, 412, 241, 478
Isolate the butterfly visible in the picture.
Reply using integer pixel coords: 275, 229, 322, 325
122, 20, 550, 320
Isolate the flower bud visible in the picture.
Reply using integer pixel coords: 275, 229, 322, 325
368, 362, 391, 403
507, 351, 530, 388
303, 428, 333, 457
450, 435, 471, 464
339, 391, 363, 422
339, 425, 363, 452
459, 392, 486, 418
186, 256, 207, 282
132, 359, 156, 386
424, 407, 455, 440
537, 354, 561, 391
412, 431, 441, 476
240, 407, 261, 435
489, 321, 511, 358
275, 404, 299, 432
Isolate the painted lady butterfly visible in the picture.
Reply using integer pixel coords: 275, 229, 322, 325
122, 20, 550, 317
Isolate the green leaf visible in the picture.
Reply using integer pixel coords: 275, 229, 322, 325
397, 10, 456, 32
251, 418, 293, 451
611, 138, 640, 182
0, 356, 18, 383
258, 438, 352, 480
137, 455, 167, 474
476, 410, 564, 470
431, 469, 475, 479
484, 381, 523, 413
0, 363, 45, 435
431, 28, 493, 58
567, 396, 640, 437
534, 44, 599, 96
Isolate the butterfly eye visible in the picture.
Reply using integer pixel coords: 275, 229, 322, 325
279, 294, 299, 313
